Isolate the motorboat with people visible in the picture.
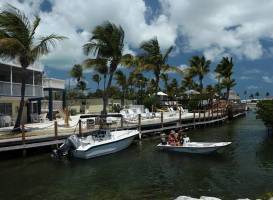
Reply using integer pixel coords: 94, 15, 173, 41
53, 114, 139, 159
53, 129, 139, 159
157, 130, 232, 154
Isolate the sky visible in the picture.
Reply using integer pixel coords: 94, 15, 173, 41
1, 0, 273, 97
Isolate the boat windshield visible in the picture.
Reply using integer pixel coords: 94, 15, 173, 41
91, 130, 111, 141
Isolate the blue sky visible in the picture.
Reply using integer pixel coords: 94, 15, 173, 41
1, 0, 273, 97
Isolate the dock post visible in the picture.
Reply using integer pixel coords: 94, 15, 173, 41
193, 111, 196, 129
121, 115, 123, 128
161, 111, 164, 129
138, 114, 142, 139
198, 110, 201, 122
179, 109, 182, 125
79, 119, 82, 137
54, 120, 58, 138
22, 124, 26, 157
204, 108, 206, 122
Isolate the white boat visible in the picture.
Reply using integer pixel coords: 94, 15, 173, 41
54, 129, 139, 159
157, 137, 231, 154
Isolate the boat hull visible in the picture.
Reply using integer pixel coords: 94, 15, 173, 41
73, 135, 136, 159
157, 142, 231, 154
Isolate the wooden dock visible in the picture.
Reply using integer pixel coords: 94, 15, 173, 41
0, 110, 246, 154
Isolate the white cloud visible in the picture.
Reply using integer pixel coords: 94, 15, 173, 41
2, 0, 273, 69
0, 0, 177, 70
161, 0, 273, 61
239, 76, 252, 80
262, 76, 273, 83
247, 85, 259, 90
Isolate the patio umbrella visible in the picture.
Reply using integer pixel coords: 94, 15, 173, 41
157, 91, 168, 96
184, 90, 200, 95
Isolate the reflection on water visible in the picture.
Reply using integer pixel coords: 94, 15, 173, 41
0, 112, 273, 200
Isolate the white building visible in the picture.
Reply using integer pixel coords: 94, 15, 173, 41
0, 62, 65, 126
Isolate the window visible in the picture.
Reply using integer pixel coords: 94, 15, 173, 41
0, 103, 12, 115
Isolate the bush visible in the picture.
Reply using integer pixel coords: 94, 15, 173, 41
112, 104, 122, 113
143, 95, 160, 111
70, 108, 77, 116
257, 100, 273, 127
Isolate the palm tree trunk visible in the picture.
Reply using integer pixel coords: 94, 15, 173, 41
13, 70, 27, 132
199, 77, 203, 90
102, 71, 114, 115
121, 88, 125, 107
226, 87, 230, 101
155, 73, 160, 92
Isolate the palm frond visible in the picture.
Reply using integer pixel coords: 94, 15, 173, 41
31, 34, 66, 62
29, 16, 41, 39
0, 38, 25, 59
162, 46, 173, 63
0, 4, 31, 46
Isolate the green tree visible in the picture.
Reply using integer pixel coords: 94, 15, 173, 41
83, 21, 131, 114
92, 74, 101, 91
70, 64, 86, 113
160, 73, 169, 92
137, 37, 173, 92
255, 91, 260, 99
189, 55, 211, 91
244, 90, 247, 100
0, 5, 65, 131
266, 92, 270, 97
70, 64, 86, 91
216, 57, 236, 100
114, 70, 128, 107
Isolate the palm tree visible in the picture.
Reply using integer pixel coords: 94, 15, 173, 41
83, 21, 131, 115
0, 5, 65, 131
137, 37, 173, 92
189, 55, 211, 91
217, 57, 236, 100
255, 91, 260, 99
244, 90, 247, 100
114, 70, 128, 107
70, 64, 86, 113
266, 92, 270, 97
70, 64, 83, 84
160, 73, 169, 92
92, 74, 101, 91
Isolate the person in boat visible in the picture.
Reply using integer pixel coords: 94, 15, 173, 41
168, 130, 176, 146
160, 133, 167, 145
178, 129, 184, 145
174, 131, 181, 146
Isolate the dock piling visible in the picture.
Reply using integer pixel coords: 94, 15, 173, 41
138, 114, 142, 139
179, 109, 182, 124
79, 119, 82, 137
121, 115, 123, 128
21, 124, 26, 157
161, 111, 164, 128
193, 111, 196, 129
54, 120, 58, 138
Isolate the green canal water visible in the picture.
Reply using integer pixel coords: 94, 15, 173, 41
1, 112, 273, 200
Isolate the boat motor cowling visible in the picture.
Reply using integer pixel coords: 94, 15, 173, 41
52, 135, 80, 159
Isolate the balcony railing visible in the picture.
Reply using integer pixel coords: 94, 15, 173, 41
0, 81, 43, 97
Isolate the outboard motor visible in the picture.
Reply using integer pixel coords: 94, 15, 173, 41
52, 135, 80, 159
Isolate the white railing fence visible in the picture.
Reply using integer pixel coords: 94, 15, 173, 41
0, 81, 43, 97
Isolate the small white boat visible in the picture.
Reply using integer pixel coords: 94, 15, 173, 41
157, 137, 231, 154
54, 129, 139, 159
